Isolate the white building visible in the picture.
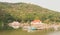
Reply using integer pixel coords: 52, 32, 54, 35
8, 21, 20, 29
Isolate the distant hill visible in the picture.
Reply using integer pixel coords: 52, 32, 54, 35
0, 2, 60, 23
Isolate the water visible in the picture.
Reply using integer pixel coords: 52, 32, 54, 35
0, 29, 60, 35
47, 31, 60, 35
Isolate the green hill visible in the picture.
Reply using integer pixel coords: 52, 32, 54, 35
0, 2, 60, 24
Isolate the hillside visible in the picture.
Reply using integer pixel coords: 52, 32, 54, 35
0, 2, 60, 24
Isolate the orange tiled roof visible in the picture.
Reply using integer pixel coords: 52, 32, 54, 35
32, 20, 41, 23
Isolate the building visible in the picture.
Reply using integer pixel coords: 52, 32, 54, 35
8, 21, 20, 29
31, 20, 44, 29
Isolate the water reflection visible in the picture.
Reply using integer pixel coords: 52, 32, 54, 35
48, 31, 60, 35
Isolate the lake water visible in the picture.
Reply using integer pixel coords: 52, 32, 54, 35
0, 29, 60, 35
47, 31, 60, 35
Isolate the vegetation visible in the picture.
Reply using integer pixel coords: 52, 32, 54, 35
0, 2, 60, 30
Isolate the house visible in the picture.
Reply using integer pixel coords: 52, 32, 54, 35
31, 20, 42, 24
31, 20, 43, 29
8, 21, 20, 29
31, 20, 48, 30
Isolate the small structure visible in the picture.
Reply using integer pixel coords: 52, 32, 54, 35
31, 20, 42, 26
8, 21, 20, 29
31, 20, 44, 29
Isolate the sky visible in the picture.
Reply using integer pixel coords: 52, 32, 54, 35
0, 0, 60, 12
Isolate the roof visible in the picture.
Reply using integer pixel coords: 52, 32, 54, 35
32, 20, 41, 23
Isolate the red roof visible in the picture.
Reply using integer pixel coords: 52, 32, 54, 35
32, 20, 41, 23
